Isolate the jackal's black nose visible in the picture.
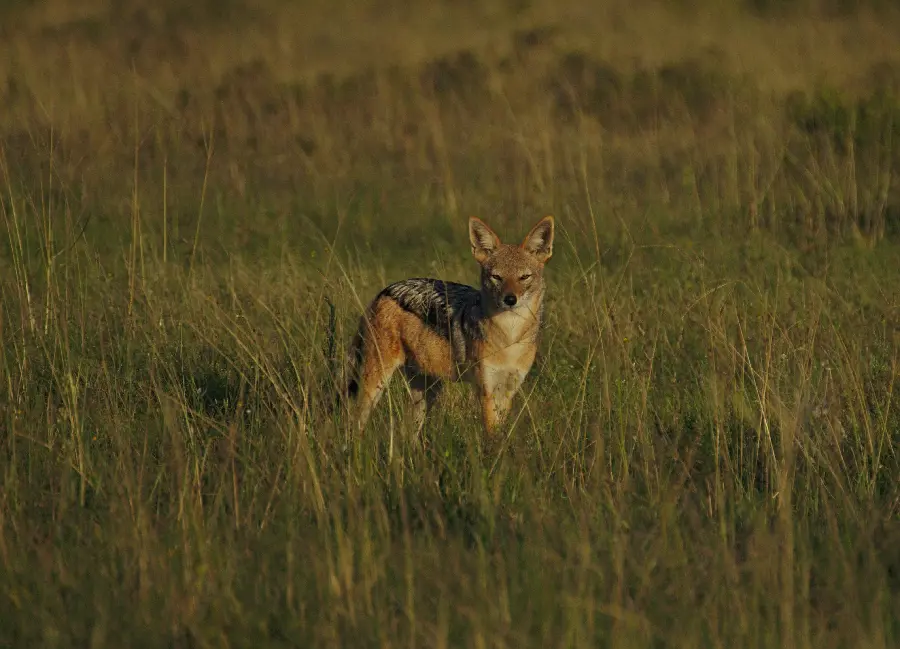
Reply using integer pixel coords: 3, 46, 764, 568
503, 294, 517, 307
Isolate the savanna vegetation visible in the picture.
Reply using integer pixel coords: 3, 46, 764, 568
1, 0, 899, 646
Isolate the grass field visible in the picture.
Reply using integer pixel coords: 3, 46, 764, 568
1, 0, 899, 646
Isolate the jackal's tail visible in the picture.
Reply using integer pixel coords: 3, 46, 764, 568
323, 298, 363, 415
344, 326, 363, 400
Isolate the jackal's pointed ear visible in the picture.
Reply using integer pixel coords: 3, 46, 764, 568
469, 217, 501, 263
522, 216, 554, 263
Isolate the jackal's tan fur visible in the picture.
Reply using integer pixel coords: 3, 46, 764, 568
344, 216, 555, 435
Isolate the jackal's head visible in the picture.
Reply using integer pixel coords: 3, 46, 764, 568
468, 215, 555, 314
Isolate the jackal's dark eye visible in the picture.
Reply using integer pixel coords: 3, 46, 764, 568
519, 273, 533, 281
490, 274, 503, 283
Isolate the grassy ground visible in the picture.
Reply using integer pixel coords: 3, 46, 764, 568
1, 0, 899, 646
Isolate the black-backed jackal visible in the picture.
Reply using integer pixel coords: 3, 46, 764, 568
343, 216, 554, 436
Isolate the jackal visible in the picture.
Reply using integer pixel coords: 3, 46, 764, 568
342, 215, 555, 435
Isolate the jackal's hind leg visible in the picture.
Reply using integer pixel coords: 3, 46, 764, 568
403, 364, 443, 433
355, 342, 404, 433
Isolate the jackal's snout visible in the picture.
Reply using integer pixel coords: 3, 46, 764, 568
503, 293, 518, 307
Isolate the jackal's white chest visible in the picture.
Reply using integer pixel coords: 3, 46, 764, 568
480, 309, 539, 373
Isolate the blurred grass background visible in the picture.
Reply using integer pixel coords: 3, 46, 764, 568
1, 0, 899, 647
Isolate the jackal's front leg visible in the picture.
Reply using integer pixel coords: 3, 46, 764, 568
479, 392, 505, 435
478, 368, 523, 435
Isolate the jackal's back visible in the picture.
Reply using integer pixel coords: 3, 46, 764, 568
379, 277, 479, 336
